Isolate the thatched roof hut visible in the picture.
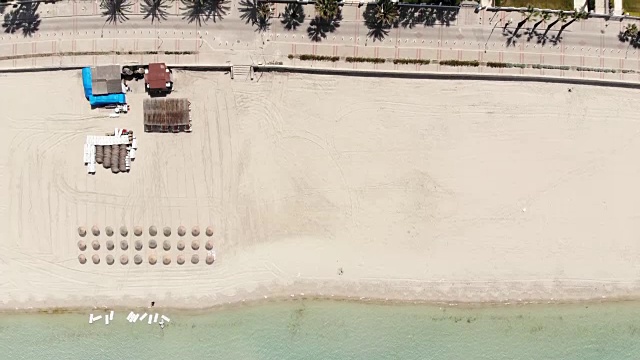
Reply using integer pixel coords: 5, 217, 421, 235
143, 98, 191, 132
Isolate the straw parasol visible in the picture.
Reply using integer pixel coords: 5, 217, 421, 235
134, 254, 142, 265
205, 240, 214, 251
205, 226, 214, 237
163, 240, 171, 251
163, 227, 171, 237
148, 239, 157, 249
120, 226, 128, 237
191, 240, 200, 250
163, 255, 171, 265
120, 254, 129, 265
106, 240, 114, 251
192, 226, 200, 237
149, 225, 158, 236
206, 255, 215, 265
191, 254, 199, 264
105, 226, 114, 237
149, 254, 157, 265
177, 226, 186, 237
177, 240, 185, 251
91, 225, 100, 236
106, 254, 114, 265
92, 254, 100, 264
77, 240, 87, 251
120, 240, 128, 250
135, 240, 143, 251
78, 226, 87, 237
134, 226, 143, 236
78, 254, 87, 264
91, 240, 100, 250
177, 255, 185, 265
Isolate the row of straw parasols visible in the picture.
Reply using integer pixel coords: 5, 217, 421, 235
96, 144, 129, 173
78, 226, 214, 237
78, 239, 214, 251
78, 253, 214, 265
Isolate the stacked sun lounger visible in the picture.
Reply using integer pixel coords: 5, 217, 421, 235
84, 129, 137, 175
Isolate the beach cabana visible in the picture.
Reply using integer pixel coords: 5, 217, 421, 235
82, 67, 126, 108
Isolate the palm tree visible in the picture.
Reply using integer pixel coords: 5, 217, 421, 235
374, 0, 398, 27
315, 0, 339, 20
141, 0, 172, 23
101, 0, 132, 24
555, 9, 588, 40
620, 23, 639, 42
510, 5, 535, 40
528, 11, 550, 39
542, 10, 567, 40
257, 1, 271, 20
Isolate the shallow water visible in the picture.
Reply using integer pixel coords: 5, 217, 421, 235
1, 300, 639, 359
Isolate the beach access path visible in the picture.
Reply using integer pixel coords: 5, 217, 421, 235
1, 1, 640, 81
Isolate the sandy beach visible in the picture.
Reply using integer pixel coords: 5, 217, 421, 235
1, 70, 640, 310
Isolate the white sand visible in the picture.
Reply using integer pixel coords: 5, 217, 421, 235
1, 70, 640, 309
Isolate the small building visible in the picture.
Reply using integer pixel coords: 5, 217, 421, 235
90, 65, 122, 95
144, 63, 173, 95
143, 98, 191, 133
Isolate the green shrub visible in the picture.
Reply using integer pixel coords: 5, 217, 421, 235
288, 54, 295, 59
298, 54, 340, 62
439, 60, 479, 67
393, 58, 431, 65
531, 64, 570, 70
486, 62, 526, 69
345, 56, 386, 64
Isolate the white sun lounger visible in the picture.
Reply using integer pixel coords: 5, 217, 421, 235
153, 313, 158, 323
89, 314, 94, 324
105, 316, 110, 325
139, 313, 148, 321
131, 314, 140, 323
147, 315, 153, 325
110, 311, 114, 321
93, 315, 103, 322
127, 312, 134, 322
161, 315, 171, 322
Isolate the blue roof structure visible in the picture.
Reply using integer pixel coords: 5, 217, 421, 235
82, 67, 126, 107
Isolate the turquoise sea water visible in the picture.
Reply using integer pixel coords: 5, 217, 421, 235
1, 300, 639, 359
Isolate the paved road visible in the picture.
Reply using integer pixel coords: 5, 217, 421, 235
1, 0, 640, 82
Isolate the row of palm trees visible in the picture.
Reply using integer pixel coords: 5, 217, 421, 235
506, 5, 589, 43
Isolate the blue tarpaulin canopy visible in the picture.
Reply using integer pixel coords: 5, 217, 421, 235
82, 67, 126, 107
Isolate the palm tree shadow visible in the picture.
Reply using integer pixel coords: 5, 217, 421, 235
363, 5, 390, 41
2, 2, 41, 37
142, 0, 172, 23
182, 0, 229, 26
238, 0, 270, 32
307, 11, 342, 42
281, 3, 304, 31
101, 0, 132, 25
398, 6, 425, 29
